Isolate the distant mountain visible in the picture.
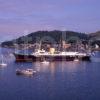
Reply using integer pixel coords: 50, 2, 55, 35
1, 30, 100, 47
89, 31, 100, 40
89, 31, 100, 46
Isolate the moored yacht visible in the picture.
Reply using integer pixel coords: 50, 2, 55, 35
13, 48, 91, 62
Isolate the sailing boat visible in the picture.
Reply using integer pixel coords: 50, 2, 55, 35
0, 55, 7, 67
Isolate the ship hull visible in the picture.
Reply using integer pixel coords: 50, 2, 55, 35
13, 53, 91, 62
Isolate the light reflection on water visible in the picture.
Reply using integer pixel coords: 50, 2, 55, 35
0, 48, 100, 100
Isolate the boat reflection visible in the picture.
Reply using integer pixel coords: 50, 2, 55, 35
33, 61, 83, 74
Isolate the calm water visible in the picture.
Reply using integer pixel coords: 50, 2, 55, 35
0, 48, 100, 100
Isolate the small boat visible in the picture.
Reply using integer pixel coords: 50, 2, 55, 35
16, 69, 36, 76
0, 55, 7, 67
0, 63, 7, 67
74, 58, 79, 62
41, 60, 49, 64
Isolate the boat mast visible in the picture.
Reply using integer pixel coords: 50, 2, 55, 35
1, 55, 3, 64
39, 40, 42, 50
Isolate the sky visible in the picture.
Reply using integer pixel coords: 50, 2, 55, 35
0, 0, 100, 41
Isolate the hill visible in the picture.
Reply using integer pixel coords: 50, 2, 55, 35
1, 30, 88, 48
89, 31, 100, 46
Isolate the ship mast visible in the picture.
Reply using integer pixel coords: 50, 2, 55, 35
39, 41, 42, 50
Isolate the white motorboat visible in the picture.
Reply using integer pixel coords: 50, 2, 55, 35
74, 58, 79, 62
41, 60, 50, 64
16, 69, 36, 75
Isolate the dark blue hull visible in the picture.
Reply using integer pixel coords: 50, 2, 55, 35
13, 53, 91, 62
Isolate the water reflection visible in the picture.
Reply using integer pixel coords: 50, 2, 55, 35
1, 48, 100, 100
49, 62, 56, 75
33, 61, 86, 74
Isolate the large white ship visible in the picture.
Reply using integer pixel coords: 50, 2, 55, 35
13, 49, 91, 62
